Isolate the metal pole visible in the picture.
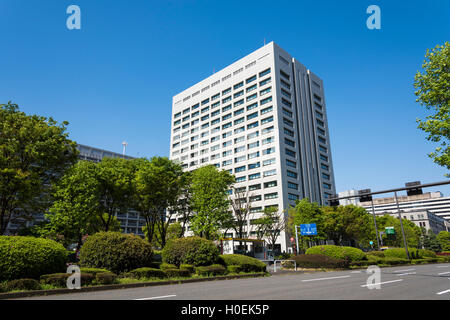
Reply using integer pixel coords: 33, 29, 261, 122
394, 191, 410, 259
371, 199, 380, 249
295, 225, 299, 255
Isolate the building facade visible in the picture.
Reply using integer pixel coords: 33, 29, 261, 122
169, 42, 336, 252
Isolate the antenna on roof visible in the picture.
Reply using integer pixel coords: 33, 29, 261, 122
122, 141, 128, 158
264, 38, 266, 45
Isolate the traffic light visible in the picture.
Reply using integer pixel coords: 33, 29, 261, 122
358, 189, 372, 202
405, 181, 423, 196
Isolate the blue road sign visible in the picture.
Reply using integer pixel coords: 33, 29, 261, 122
300, 223, 317, 236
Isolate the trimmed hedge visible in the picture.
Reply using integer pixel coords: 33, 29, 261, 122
305, 245, 366, 262
160, 263, 177, 271
128, 267, 166, 279
290, 254, 350, 269
379, 257, 409, 265
218, 254, 267, 272
162, 236, 219, 267
2, 278, 41, 292
180, 264, 195, 274
226, 265, 242, 274
163, 268, 191, 278
79, 232, 153, 274
383, 248, 422, 260
80, 268, 111, 276
420, 249, 437, 258
367, 251, 385, 258
94, 272, 117, 285
195, 264, 227, 276
40, 273, 95, 287
0, 236, 68, 281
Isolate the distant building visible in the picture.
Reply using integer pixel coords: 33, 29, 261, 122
379, 210, 449, 234
5, 144, 145, 237
337, 189, 359, 206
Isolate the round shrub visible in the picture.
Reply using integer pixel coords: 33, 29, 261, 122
218, 254, 267, 272
162, 236, 219, 267
95, 272, 117, 285
367, 251, 385, 258
0, 236, 68, 281
80, 268, 111, 276
305, 245, 366, 262
128, 267, 166, 279
79, 232, 153, 274
420, 249, 437, 258
3, 279, 41, 292
290, 254, 349, 269
160, 263, 177, 271
164, 268, 191, 278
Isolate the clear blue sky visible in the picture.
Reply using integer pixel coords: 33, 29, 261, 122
1, 0, 449, 196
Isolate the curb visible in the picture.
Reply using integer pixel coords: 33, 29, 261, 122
0, 273, 268, 300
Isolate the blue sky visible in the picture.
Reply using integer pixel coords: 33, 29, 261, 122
1, 0, 449, 197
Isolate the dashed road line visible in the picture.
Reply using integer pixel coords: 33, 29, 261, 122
301, 275, 351, 282
135, 294, 177, 300
438, 271, 450, 275
360, 279, 403, 287
394, 269, 415, 273
396, 272, 416, 276
436, 289, 450, 295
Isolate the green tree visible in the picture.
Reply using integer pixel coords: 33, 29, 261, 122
414, 42, 450, 172
0, 102, 78, 234
133, 157, 186, 247
229, 187, 252, 239
189, 165, 235, 240
436, 231, 450, 251
253, 206, 287, 254
376, 215, 422, 248
421, 228, 441, 252
144, 222, 183, 248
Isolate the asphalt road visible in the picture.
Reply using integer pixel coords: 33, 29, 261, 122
15, 263, 450, 300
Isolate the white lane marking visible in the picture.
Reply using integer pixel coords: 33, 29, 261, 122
437, 265, 450, 268
302, 275, 351, 282
438, 271, 450, 275
135, 294, 177, 300
436, 289, 450, 295
361, 279, 403, 287
396, 272, 416, 276
351, 271, 362, 273
394, 269, 415, 273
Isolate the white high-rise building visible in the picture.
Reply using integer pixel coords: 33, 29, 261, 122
169, 42, 336, 253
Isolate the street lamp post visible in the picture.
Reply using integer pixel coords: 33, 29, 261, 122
394, 191, 410, 260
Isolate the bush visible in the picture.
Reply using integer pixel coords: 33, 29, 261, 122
128, 267, 166, 279
367, 255, 384, 264
420, 249, 437, 258
0, 236, 68, 281
350, 260, 373, 267
40, 273, 94, 287
79, 232, 153, 274
161, 236, 219, 267
180, 264, 195, 274
95, 272, 117, 285
305, 245, 366, 262
384, 248, 422, 260
290, 254, 350, 269
80, 268, 111, 276
195, 264, 227, 276
367, 251, 385, 258
3, 279, 41, 292
226, 265, 241, 274
218, 254, 267, 272
163, 268, 191, 278
160, 263, 177, 271
380, 257, 409, 265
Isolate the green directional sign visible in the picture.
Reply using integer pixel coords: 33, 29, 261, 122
385, 227, 395, 235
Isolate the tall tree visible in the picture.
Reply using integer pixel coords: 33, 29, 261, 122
189, 165, 235, 240
253, 206, 287, 254
0, 102, 78, 234
229, 187, 252, 239
133, 157, 186, 247
414, 42, 450, 172
436, 231, 450, 251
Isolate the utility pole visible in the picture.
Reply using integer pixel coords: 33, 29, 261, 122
122, 141, 128, 158
394, 191, 410, 259
371, 199, 381, 249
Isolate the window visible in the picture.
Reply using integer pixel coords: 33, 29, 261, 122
260, 77, 271, 87
234, 136, 245, 144
260, 87, 272, 96
201, 98, 209, 105
183, 107, 190, 114
280, 79, 290, 89
234, 126, 245, 134
235, 166, 246, 173
247, 131, 259, 139
247, 112, 258, 120
321, 163, 329, 171
222, 150, 232, 157
282, 108, 293, 117
222, 159, 232, 166
201, 115, 210, 121
322, 173, 330, 180
192, 111, 199, 118
281, 88, 291, 98
234, 82, 243, 90
246, 75, 257, 84
236, 176, 246, 183
315, 110, 323, 119
263, 147, 275, 155
234, 146, 245, 153
263, 158, 275, 166
222, 113, 231, 121
249, 184, 261, 191
223, 140, 232, 147
211, 118, 220, 125
234, 117, 244, 125
248, 151, 260, 159
234, 90, 244, 99
248, 162, 260, 170
323, 182, 331, 190
285, 148, 296, 157
318, 136, 327, 144
222, 131, 232, 139
174, 119, 181, 126
260, 96, 272, 105
222, 104, 232, 112
247, 93, 257, 102
247, 102, 258, 111
263, 169, 276, 177
174, 112, 181, 119
288, 193, 299, 201
211, 93, 220, 101
286, 159, 296, 168
283, 118, 293, 127
313, 94, 322, 102
234, 108, 244, 116
211, 144, 220, 151
192, 103, 199, 110
247, 121, 259, 129
211, 110, 220, 117
250, 195, 262, 202
288, 182, 298, 190
285, 138, 295, 147
222, 88, 231, 95
259, 68, 271, 77
262, 136, 275, 145
261, 116, 273, 125
320, 154, 328, 162
249, 173, 261, 180
319, 145, 327, 153
201, 122, 209, 129
222, 96, 232, 104
262, 126, 274, 134
281, 98, 292, 108
246, 84, 257, 93
287, 170, 297, 178
235, 156, 246, 163
234, 99, 244, 107
261, 106, 273, 115
264, 181, 277, 188
265, 192, 278, 200
222, 122, 232, 129
316, 119, 325, 127
280, 70, 290, 80
191, 119, 199, 126
201, 106, 210, 114
248, 141, 259, 149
